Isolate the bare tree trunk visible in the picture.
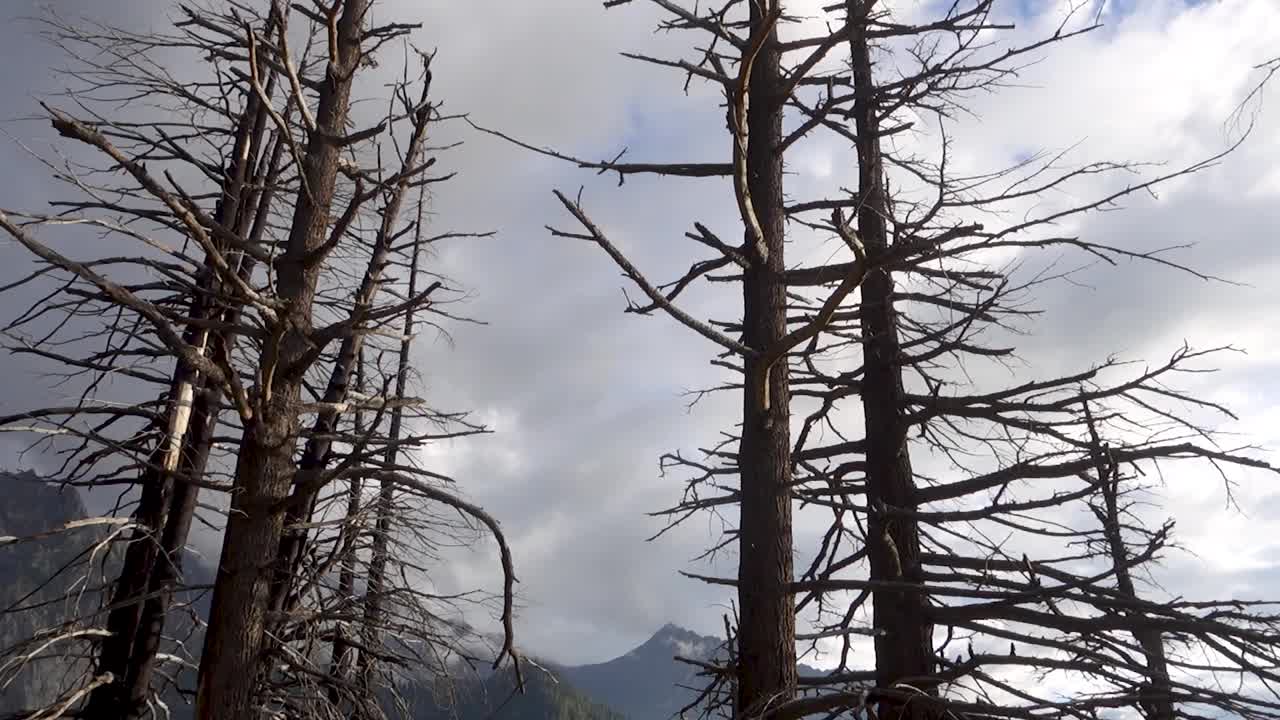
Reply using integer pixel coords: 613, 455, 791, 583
87, 57, 280, 717
195, 2, 368, 716
735, 2, 796, 715
122, 397, 210, 710
1087, 410, 1175, 720
269, 66, 436, 619
327, 352, 365, 708
358, 203, 425, 692
89, 441, 173, 715
845, 2, 932, 716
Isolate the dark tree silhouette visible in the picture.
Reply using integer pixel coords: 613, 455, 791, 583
497, 2, 1280, 720
0, 2, 518, 718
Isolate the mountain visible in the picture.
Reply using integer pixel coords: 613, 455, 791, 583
409, 623, 827, 720
409, 624, 723, 720
0, 470, 107, 715
554, 624, 723, 720
553, 624, 823, 720
406, 665, 623, 720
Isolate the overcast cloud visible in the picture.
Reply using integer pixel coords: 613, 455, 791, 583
0, 0, 1277, 667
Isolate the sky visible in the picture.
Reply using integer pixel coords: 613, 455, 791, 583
0, 0, 1278, 669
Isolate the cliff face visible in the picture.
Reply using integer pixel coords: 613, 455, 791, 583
0, 470, 105, 716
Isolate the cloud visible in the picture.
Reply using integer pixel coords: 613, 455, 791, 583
0, 0, 1277, 670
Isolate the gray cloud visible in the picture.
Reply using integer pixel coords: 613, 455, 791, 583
0, 0, 1278, 669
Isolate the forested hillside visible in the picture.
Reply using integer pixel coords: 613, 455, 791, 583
405, 666, 621, 720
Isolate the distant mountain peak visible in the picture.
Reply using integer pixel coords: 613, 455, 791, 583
555, 624, 822, 720
561, 624, 723, 720
652, 622, 711, 640
622, 623, 721, 665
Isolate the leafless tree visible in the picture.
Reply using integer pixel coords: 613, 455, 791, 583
757, 3, 1277, 720
476, 0, 873, 715
766, 4, 1280, 718
0, 2, 517, 718
487, 2, 1280, 720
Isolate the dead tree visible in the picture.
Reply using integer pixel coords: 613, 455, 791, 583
265, 52, 439, 627
0, 6, 293, 716
0, 2, 518, 718
477, 0, 885, 714
240, 45, 514, 716
82, 11, 289, 716
191, 0, 372, 708
328, 349, 365, 705
517, 2, 1280, 720
356, 200, 425, 698
725, 3, 1280, 720
842, 3, 931, 708
1084, 403, 1174, 720
516, 2, 811, 714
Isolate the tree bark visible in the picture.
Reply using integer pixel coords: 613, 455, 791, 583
735, 2, 797, 716
325, 477, 364, 707
87, 62, 279, 717
268, 70, 435, 620
357, 205, 425, 692
846, 2, 933, 716
195, 2, 368, 717
88, 441, 172, 716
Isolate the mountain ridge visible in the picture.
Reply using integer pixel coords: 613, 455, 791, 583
551, 623, 720, 720
547, 622, 823, 720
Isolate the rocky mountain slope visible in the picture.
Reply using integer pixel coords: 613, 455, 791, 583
0, 470, 107, 716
